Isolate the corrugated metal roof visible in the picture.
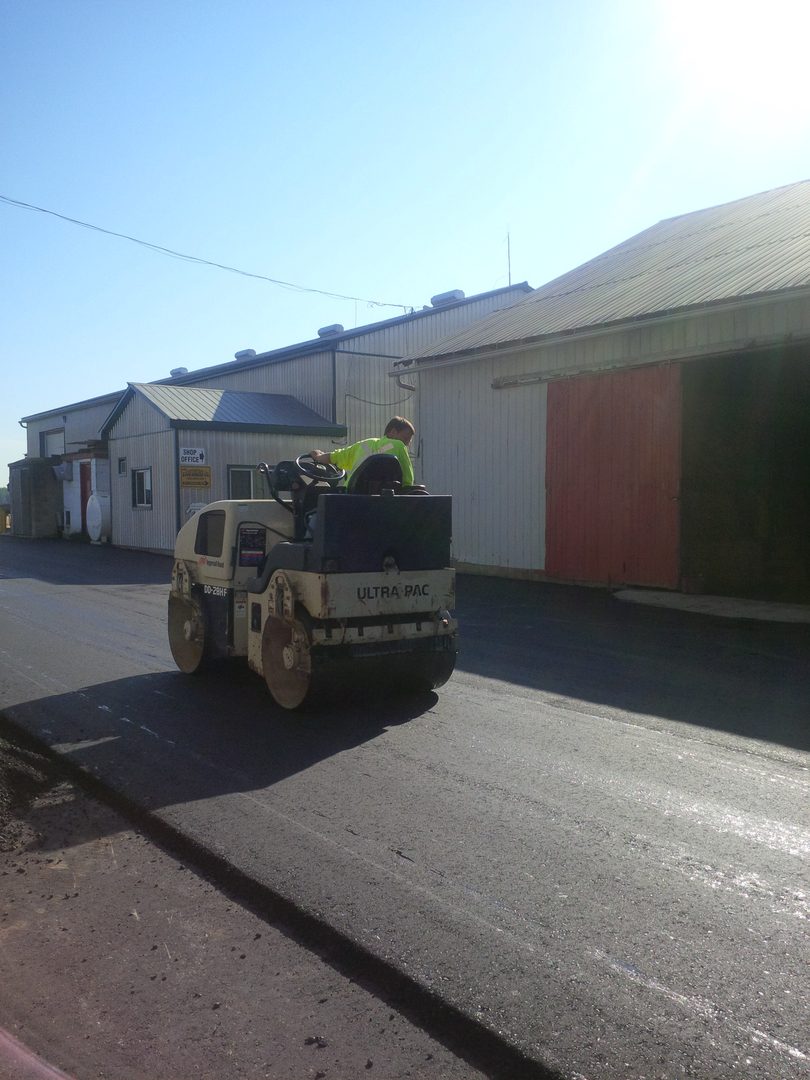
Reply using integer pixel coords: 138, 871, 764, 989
405, 180, 810, 363
104, 383, 345, 435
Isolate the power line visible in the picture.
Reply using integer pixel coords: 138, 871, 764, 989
0, 193, 412, 311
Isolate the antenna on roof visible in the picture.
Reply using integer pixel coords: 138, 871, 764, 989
507, 230, 512, 286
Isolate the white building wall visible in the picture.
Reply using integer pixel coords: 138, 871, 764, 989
332, 290, 532, 479
62, 468, 83, 535
178, 289, 530, 480
419, 357, 546, 572
107, 394, 177, 551
417, 295, 810, 576
59, 457, 112, 536
108, 418, 336, 553
107, 393, 168, 439
188, 351, 335, 420
109, 428, 177, 553
24, 396, 122, 458
172, 428, 335, 523
93, 458, 110, 495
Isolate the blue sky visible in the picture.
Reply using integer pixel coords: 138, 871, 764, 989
3, 0, 809, 479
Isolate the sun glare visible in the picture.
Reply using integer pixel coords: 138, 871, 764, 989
664, 0, 810, 135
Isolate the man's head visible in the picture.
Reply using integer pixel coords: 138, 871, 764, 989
384, 417, 415, 446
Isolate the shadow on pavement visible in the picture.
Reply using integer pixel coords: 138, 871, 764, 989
2, 539, 807, 761
2, 667, 437, 852
454, 575, 810, 753
0, 536, 173, 586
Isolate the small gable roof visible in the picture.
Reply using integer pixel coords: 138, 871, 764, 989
102, 383, 346, 437
404, 180, 810, 365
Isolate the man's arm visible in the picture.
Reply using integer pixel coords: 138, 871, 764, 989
309, 449, 332, 464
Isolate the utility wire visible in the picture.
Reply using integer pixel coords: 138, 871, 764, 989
0, 193, 411, 311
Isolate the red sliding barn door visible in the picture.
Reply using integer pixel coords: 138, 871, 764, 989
545, 364, 681, 588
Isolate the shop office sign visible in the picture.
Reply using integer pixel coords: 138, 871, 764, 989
180, 448, 209, 487
179, 447, 206, 465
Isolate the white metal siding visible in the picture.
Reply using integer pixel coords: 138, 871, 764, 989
108, 392, 169, 439
331, 291, 530, 478
109, 428, 176, 552
107, 393, 177, 550
25, 398, 120, 458
108, 424, 335, 553
58, 457, 110, 536
178, 292, 525, 459
173, 428, 337, 523
189, 351, 335, 420
63, 470, 83, 534
93, 458, 110, 495
419, 358, 547, 572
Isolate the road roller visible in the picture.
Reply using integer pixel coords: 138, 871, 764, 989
168, 453, 457, 709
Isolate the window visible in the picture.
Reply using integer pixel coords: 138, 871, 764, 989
228, 466, 255, 500
40, 429, 65, 457
194, 509, 226, 557
132, 467, 152, 508
118, 457, 127, 476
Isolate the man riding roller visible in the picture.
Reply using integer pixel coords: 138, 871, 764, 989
310, 417, 415, 487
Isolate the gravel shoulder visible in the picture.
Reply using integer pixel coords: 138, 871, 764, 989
0, 727, 486, 1080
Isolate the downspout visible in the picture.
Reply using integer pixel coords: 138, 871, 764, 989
174, 426, 182, 536
331, 347, 337, 422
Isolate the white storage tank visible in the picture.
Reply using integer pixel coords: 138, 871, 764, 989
86, 492, 111, 543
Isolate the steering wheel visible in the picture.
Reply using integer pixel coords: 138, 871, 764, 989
295, 453, 346, 484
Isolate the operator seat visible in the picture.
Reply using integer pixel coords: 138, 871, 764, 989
301, 480, 332, 517
347, 453, 403, 495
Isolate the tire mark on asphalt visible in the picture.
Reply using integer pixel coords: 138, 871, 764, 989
593, 949, 808, 1067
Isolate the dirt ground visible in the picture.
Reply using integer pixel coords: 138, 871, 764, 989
0, 728, 486, 1080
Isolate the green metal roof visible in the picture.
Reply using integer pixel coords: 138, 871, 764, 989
103, 383, 346, 437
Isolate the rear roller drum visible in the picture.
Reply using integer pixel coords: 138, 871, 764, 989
168, 594, 209, 674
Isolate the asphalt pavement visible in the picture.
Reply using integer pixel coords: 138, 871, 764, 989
0, 536, 808, 1080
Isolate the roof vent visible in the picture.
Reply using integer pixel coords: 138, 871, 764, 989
169, 366, 188, 377
317, 324, 344, 338
431, 289, 465, 307
234, 348, 257, 362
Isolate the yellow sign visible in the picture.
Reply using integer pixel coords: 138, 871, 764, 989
180, 466, 211, 488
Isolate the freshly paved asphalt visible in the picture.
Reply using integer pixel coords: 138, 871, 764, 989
0, 536, 808, 1079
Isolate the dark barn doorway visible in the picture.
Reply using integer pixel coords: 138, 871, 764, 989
681, 345, 810, 601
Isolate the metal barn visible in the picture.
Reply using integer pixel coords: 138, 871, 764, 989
402, 181, 810, 602
12, 284, 532, 548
